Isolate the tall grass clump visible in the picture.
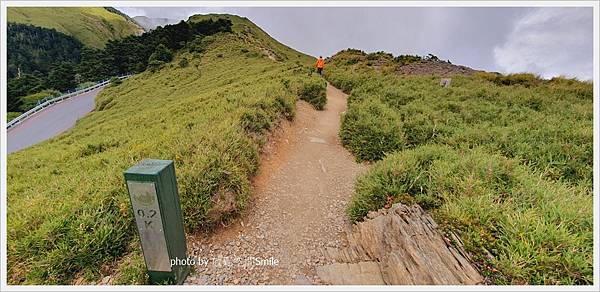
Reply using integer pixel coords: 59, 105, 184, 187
297, 75, 327, 110
340, 98, 405, 161
7, 16, 314, 285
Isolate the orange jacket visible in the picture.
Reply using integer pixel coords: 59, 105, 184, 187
316, 58, 325, 69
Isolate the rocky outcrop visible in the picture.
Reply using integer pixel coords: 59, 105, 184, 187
396, 60, 480, 76
316, 203, 483, 285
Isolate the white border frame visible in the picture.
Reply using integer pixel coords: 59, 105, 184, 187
1, 1, 598, 291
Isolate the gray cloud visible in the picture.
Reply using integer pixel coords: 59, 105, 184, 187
494, 7, 593, 80
118, 6, 593, 79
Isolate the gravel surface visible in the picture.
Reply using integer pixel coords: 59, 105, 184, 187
184, 84, 367, 285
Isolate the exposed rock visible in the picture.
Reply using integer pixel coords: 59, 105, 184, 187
316, 203, 483, 285
294, 274, 313, 285
316, 262, 386, 285
99, 275, 111, 285
396, 60, 480, 76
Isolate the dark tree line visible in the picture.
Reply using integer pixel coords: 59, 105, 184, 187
7, 23, 83, 111
7, 23, 83, 79
7, 18, 232, 112
79, 18, 232, 81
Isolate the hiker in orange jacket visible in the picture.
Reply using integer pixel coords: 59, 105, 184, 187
316, 56, 325, 75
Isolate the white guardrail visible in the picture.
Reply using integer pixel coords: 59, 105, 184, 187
6, 75, 131, 130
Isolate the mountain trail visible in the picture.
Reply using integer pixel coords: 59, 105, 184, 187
185, 83, 367, 285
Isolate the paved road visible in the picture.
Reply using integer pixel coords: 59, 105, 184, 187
7, 86, 105, 154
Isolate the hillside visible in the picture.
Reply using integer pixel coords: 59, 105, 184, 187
329, 49, 480, 76
189, 14, 307, 63
6, 14, 321, 285
324, 49, 593, 284
7, 7, 144, 48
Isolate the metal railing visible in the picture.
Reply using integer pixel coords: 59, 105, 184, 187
6, 75, 131, 130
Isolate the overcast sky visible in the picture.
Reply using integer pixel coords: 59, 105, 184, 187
118, 6, 594, 80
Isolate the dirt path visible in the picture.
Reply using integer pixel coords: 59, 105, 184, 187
185, 84, 367, 285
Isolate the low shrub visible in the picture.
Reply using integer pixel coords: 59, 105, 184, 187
76, 81, 96, 91
340, 98, 405, 161
297, 76, 327, 110
18, 89, 61, 112
475, 72, 543, 87
7, 111, 21, 122
178, 57, 189, 68
109, 76, 122, 86
240, 108, 273, 134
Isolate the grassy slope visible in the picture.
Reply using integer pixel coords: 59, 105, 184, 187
7, 15, 320, 284
189, 14, 307, 62
7, 7, 144, 48
325, 50, 593, 284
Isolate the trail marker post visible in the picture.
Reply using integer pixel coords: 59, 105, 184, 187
124, 159, 189, 284
440, 78, 452, 87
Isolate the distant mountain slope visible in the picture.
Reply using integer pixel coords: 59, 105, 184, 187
132, 15, 179, 31
7, 7, 144, 48
189, 14, 309, 62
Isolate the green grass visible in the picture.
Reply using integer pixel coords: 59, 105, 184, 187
18, 89, 61, 112
7, 112, 22, 122
296, 75, 327, 110
7, 7, 143, 48
325, 50, 593, 284
7, 15, 316, 284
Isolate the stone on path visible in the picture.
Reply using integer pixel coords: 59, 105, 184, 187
316, 203, 484, 285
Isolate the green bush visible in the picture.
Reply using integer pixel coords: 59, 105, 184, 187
76, 81, 96, 91
147, 60, 164, 73
394, 54, 423, 65
148, 44, 174, 63
297, 76, 327, 110
178, 57, 189, 68
340, 98, 406, 161
475, 72, 543, 88
348, 145, 592, 284
109, 76, 122, 86
7, 112, 22, 122
240, 108, 273, 134
18, 89, 61, 112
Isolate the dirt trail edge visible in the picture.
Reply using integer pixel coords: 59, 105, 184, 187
185, 83, 367, 285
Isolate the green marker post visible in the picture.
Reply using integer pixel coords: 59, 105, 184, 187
124, 159, 189, 284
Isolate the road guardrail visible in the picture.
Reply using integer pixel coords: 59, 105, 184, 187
6, 75, 131, 130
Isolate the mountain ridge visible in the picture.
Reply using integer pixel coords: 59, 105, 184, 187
7, 7, 144, 48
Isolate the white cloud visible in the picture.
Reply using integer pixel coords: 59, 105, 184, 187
493, 7, 593, 80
